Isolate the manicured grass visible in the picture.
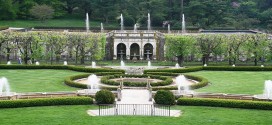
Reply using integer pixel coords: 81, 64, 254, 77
0, 105, 272, 125
0, 69, 86, 92
0, 19, 117, 28
186, 71, 272, 94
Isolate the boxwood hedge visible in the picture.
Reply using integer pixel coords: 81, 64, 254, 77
0, 65, 125, 73
100, 74, 173, 87
177, 98, 272, 110
0, 97, 93, 108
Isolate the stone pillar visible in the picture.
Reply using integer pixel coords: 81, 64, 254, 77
127, 42, 130, 60
153, 43, 156, 60
113, 41, 117, 60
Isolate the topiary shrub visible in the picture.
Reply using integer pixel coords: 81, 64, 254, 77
154, 90, 175, 105
95, 90, 115, 104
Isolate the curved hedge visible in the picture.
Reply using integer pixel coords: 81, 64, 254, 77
0, 97, 93, 108
146, 72, 208, 90
100, 74, 173, 87
177, 98, 272, 110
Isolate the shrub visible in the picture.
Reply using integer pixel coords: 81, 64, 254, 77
154, 90, 175, 105
177, 98, 272, 110
95, 90, 115, 104
0, 97, 93, 108
144, 66, 203, 74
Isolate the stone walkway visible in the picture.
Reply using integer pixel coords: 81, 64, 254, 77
87, 89, 181, 117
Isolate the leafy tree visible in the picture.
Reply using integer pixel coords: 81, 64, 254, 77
0, 0, 17, 20
165, 35, 195, 66
29, 4, 54, 22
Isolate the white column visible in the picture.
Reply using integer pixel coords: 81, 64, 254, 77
153, 43, 156, 60
126, 42, 130, 60
113, 41, 118, 60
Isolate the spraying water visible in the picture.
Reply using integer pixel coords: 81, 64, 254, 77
121, 60, 125, 69
182, 14, 186, 34
147, 61, 151, 69
35, 61, 40, 65
168, 24, 171, 33
134, 24, 137, 32
120, 14, 124, 31
0, 77, 11, 96
92, 61, 96, 68
101, 23, 104, 33
175, 63, 180, 68
86, 13, 90, 32
176, 75, 190, 94
147, 13, 151, 31
264, 80, 272, 99
87, 74, 99, 92
64, 61, 68, 65
7, 61, 11, 65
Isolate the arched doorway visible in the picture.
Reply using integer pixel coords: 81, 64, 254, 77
144, 43, 153, 60
130, 43, 140, 60
117, 43, 126, 60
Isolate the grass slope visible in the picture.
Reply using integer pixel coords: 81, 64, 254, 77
0, 105, 272, 125
0, 69, 86, 92
186, 71, 272, 94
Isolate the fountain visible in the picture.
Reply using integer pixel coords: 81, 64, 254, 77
263, 80, 272, 99
92, 61, 96, 68
86, 13, 90, 32
175, 63, 180, 68
176, 75, 191, 94
147, 13, 151, 31
64, 61, 68, 65
86, 74, 99, 93
232, 64, 236, 67
7, 61, 11, 65
204, 64, 207, 67
0, 77, 11, 96
134, 24, 137, 32
168, 24, 171, 33
35, 61, 40, 65
147, 61, 151, 69
101, 23, 104, 33
121, 60, 125, 69
182, 14, 186, 34
120, 14, 124, 31
261, 65, 264, 67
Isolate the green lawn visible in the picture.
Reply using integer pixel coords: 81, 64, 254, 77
0, 69, 86, 92
186, 71, 272, 95
0, 105, 271, 125
0, 19, 117, 28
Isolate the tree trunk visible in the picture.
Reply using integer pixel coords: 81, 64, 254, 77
228, 51, 232, 65
254, 52, 257, 66
177, 55, 184, 67
80, 46, 85, 64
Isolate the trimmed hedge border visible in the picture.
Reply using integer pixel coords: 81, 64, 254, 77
0, 97, 93, 108
0, 65, 125, 73
144, 66, 272, 74
146, 72, 208, 90
100, 74, 173, 87
177, 98, 272, 110
144, 66, 203, 74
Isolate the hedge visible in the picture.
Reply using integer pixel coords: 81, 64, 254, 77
203, 66, 272, 71
177, 98, 272, 110
0, 65, 125, 73
144, 66, 272, 74
144, 66, 203, 74
0, 97, 93, 108
145, 72, 209, 90
100, 74, 173, 87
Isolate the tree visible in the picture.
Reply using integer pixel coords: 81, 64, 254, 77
0, 0, 17, 20
227, 34, 247, 65
29, 4, 54, 22
165, 35, 195, 66
196, 34, 224, 65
